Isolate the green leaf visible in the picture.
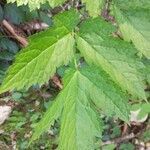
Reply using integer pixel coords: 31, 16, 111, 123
30, 91, 65, 142
141, 59, 150, 84
7, 0, 66, 10
140, 129, 150, 142
31, 68, 102, 149
0, 37, 19, 54
7, 0, 105, 17
138, 103, 150, 119
131, 103, 150, 119
102, 144, 116, 150
82, 0, 105, 17
0, 5, 4, 21
0, 51, 14, 61
31, 65, 129, 149
4, 3, 25, 24
0, 10, 79, 93
77, 17, 146, 100
113, 1, 150, 58
12, 91, 22, 101
120, 143, 135, 150
58, 70, 102, 150
113, 0, 150, 9
80, 66, 129, 122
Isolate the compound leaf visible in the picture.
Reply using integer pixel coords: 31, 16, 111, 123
0, 10, 79, 93
31, 65, 129, 150
77, 18, 146, 100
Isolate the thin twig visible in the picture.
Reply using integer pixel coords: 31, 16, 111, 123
122, 123, 128, 136
1, 19, 28, 47
101, 133, 135, 146
101, 125, 150, 146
